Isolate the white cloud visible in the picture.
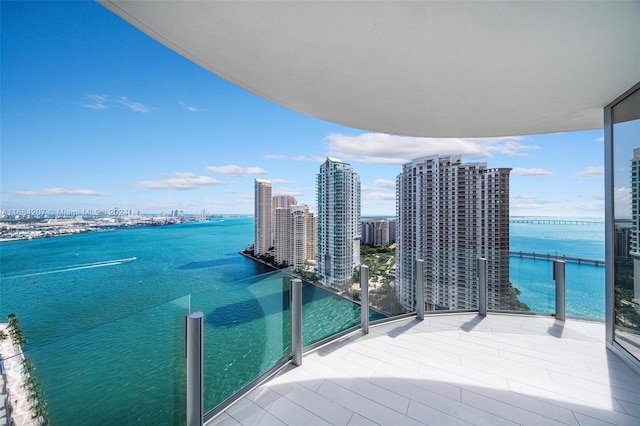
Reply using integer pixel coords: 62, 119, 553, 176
264, 154, 322, 162
596, 136, 604, 142
363, 191, 396, 201
137, 172, 226, 190
179, 101, 202, 112
511, 167, 553, 178
573, 166, 604, 178
264, 154, 287, 160
614, 186, 631, 216
324, 133, 535, 165
271, 178, 290, 185
12, 187, 106, 196
117, 97, 150, 113
373, 179, 397, 189
206, 165, 268, 176
510, 194, 569, 207
83, 95, 108, 110
83, 94, 154, 113
571, 202, 605, 215
358, 178, 397, 210
274, 188, 307, 197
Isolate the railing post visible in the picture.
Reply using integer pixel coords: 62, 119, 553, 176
360, 265, 369, 334
186, 311, 203, 426
291, 278, 303, 366
553, 260, 566, 321
478, 257, 487, 316
415, 259, 424, 320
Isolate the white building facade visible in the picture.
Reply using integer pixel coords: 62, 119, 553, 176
290, 205, 316, 269
317, 157, 361, 289
273, 203, 317, 269
396, 155, 511, 311
254, 179, 272, 256
274, 206, 292, 266
272, 195, 297, 247
631, 148, 640, 303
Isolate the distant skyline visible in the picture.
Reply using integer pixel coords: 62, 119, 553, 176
1, 2, 605, 218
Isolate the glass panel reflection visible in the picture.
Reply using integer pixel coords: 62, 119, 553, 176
613, 84, 640, 361
191, 270, 291, 414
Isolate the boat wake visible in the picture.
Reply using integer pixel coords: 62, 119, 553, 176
5, 257, 137, 279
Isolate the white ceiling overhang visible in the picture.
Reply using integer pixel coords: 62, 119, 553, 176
98, 1, 640, 137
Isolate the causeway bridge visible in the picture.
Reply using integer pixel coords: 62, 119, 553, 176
510, 251, 604, 266
510, 219, 603, 226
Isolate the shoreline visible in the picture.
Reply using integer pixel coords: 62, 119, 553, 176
238, 251, 281, 271
0, 216, 212, 243
0, 324, 37, 425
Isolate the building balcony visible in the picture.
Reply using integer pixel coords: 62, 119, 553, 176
210, 314, 640, 426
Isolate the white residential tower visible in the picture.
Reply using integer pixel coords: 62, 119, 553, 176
316, 157, 361, 289
254, 179, 272, 256
396, 155, 511, 311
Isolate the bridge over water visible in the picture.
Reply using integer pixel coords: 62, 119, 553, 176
509, 219, 603, 226
509, 251, 604, 266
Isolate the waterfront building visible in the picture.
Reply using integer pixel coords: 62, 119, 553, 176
317, 157, 361, 289
272, 195, 297, 246
254, 179, 272, 256
291, 205, 316, 269
272, 195, 297, 209
305, 211, 318, 264
273, 206, 291, 266
273, 203, 317, 269
396, 155, 511, 311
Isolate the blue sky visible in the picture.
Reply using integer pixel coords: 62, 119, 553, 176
1, 1, 605, 217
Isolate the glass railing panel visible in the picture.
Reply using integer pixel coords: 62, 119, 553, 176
506, 253, 554, 315
565, 261, 605, 319
190, 270, 291, 414
509, 218, 605, 319
391, 247, 483, 314
2, 295, 190, 425
301, 280, 368, 346
359, 252, 406, 320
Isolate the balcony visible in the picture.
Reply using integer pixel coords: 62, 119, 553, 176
209, 314, 640, 426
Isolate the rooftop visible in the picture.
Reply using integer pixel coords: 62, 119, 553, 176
210, 313, 640, 426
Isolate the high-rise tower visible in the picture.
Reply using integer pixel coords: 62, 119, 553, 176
272, 195, 297, 247
273, 201, 316, 269
290, 205, 316, 269
254, 179, 272, 256
317, 157, 361, 289
396, 155, 511, 311
630, 148, 640, 302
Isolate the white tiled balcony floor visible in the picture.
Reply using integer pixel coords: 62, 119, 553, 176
209, 314, 640, 426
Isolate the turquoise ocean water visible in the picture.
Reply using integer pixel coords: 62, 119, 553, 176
509, 218, 605, 319
0, 216, 604, 424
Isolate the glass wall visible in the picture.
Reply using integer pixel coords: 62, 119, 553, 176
607, 82, 640, 364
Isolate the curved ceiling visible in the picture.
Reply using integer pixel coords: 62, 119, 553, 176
99, 1, 640, 138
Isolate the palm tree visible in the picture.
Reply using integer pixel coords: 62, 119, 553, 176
32, 400, 49, 425
22, 356, 35, 375
6, 313, 27, 347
